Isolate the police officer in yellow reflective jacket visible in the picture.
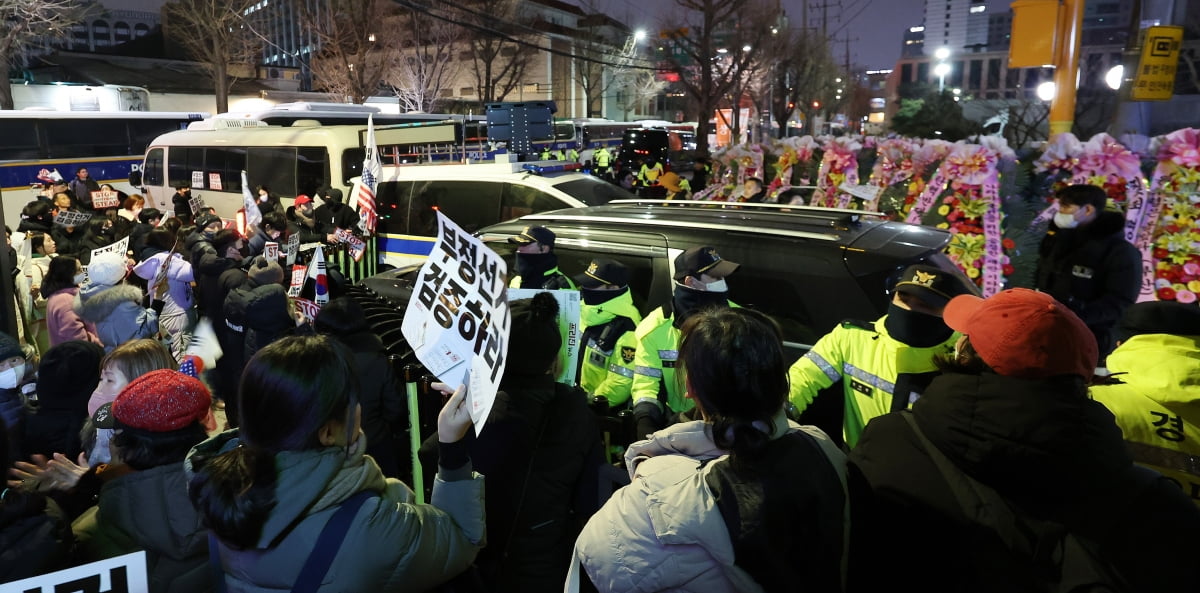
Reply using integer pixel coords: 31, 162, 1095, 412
631, 246, 738, 437
593, 145, 611, 175
1091, 301, 1200, 506
576, 258, 642, 405
508, 226, 576, 290
788, 264, 971, 448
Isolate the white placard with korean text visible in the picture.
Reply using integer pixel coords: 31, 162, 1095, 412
53, 210, 92, 228
188, 194, 206, 216
507, 288, 581, 385
0, 551, 148, 593
402, 211, 511, 435
190, 171, 204, 188
90, 236, 130, 263
285, 232, 300, 266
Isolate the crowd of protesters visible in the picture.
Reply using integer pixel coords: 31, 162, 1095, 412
0, 170, 1197, 593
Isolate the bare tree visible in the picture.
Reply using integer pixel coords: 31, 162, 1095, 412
165, 0, 260, 113
614, 68, 667, 119
387, 8, 464, 112
770, 29, 842, 138
570, 2, 629, 118
661, 0, 781, 155
451, 0, 535, 104
302, 0, 403, 104
0, 0, 78, 109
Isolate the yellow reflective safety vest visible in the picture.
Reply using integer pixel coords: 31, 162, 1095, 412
788, 315, 958, 448
579, 290, 642, 405
594, 147, 611, 168
1090, 333, 1200, 506
631, 301, 737, 415
638, 162, 663, 186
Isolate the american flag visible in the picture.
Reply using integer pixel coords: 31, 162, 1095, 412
241, 170, 262, 231
355, 114, 381, 234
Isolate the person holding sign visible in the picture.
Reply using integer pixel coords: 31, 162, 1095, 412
572, 308, 849, 593
247, 212, 287, 258
577, 258, 642, 407
68, 167, 100, 211
422, 293, 602, 592
187, 335, 485, 592
133, 229, 196, 360
630, 246, 739, 437
508, 226, 576, 290
74, 252, 160, 353
173, 182, 198, 224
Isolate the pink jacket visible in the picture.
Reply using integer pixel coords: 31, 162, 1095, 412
46, 287, 101, 347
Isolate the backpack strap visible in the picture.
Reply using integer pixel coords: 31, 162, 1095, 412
207, 490, 376, 593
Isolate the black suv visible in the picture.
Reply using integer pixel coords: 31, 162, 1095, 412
363, 200, 969, 361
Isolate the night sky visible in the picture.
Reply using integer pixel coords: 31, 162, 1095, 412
588, 0, 1013, 70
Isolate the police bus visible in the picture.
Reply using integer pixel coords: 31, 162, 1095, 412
0, 110, 207, 230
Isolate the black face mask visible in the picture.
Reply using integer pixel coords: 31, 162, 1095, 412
883, 303, 953, 347
514, 251, 557, 287
238, 244, 251, 258
582, 286, 628, 306
672, 284, 729, 327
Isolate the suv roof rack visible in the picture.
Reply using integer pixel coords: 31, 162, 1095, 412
604, 199, 889, 229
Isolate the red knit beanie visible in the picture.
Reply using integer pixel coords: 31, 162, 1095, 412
112, 369, 213, 432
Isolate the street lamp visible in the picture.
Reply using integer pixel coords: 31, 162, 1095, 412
933, 47, 951, 92
1105, 65, 1124, 90
1036, 81, 1057, 101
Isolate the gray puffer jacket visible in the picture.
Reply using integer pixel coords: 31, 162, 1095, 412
74, 283, 158, 352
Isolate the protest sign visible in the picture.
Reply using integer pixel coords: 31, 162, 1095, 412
264, 241, 280, 260
190, 171, 204, 188
53, 210, 92, 228
285, 232, 300, 266
287, 264, 306, 297
838, 182, 884, 203
187, 194, 206, 216
292, 297, 321, 324
0, 551, 148, 593
91, 189, 121, 209
401, 211, 511, 434
90, 236, 130, 262
508, 288, 581, 385
209, 172, 224, 191
334, 228, 366, 262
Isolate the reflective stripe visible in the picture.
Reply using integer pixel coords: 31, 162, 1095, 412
608, 364, 635, 378
657, 350, 678, 360
635, 365, 663, 378
803, 351, 842, 383
843, 363, 895, 395
1127, 441, 1200, 477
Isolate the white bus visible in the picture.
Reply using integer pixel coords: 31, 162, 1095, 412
0, 110, 207, 230
10, 83, 152, 112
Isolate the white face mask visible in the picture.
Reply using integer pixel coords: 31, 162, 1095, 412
0, 365, 25, 389
1053, 211, 1080, 229
73, 272, 87, 285
704, 278, 729, 293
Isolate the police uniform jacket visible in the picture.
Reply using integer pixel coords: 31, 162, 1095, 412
1090, 332, 1200, 506
847, 371, 1200, 593
509, 268, 576, 291
1034, 211, 1142, 356
630, 302, 736, 416
788, 314, 957, 449
579, 290, 642, 405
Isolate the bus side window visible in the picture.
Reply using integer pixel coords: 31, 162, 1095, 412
0, 120, 41, 160
206, 147, 247, 193
248, 147, 298, 197
143, 148, 164, 187
297, 147, 329, 198
168, 147, 204, 188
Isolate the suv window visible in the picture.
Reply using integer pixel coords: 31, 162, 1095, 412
552, 177, 634, 206
487, 240, 658, 315
501, 183, 568, 220
409, 180, 503, 235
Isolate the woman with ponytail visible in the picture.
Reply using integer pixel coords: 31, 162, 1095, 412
185, 335, 484, 592
572, 308, 850, 593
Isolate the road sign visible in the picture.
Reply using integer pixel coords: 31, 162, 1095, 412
1131, 26, 1184, 101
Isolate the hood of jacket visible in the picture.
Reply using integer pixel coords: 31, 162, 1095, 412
186, 429, 386, 549
74, 283, 143, 322
581, 289, 640, 329
1103, 333, 1200, 416
913, 372, 1130, 509
97, 462, 206, 560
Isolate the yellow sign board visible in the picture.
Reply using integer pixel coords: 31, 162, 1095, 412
1131, 26, 1184, 101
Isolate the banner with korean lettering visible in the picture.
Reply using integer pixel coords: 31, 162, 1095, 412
507, 288, 581, 385
90, 236, 130, 263
0, 551, 148, 593
402, 211, 510, 434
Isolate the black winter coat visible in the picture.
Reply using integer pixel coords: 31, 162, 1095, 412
223, 279, 292, 363
1034, 211, 1142, 357
335, 331, 405, 478
847, 371, 1200, 593
0, 492, 72, 582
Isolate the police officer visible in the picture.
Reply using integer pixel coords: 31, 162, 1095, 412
630, 246, 738, 436
788, 264, 971, 448
565, 145, 580, 163
1091, 301, 1200, 505
636, 157, 664, 197
593, 145, 612, 176
539, 147, 553, 160
576, 258, 642, 406
508, 226, 575, 290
